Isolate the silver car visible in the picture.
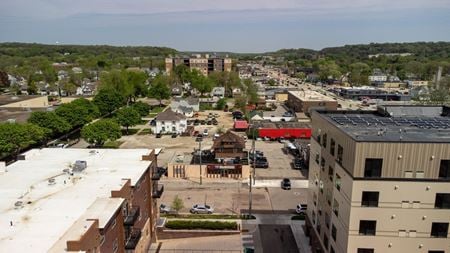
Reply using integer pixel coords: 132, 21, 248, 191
190, 204, 214, 214
160, 204, 172, 214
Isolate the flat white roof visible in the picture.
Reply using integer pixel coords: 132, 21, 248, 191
0, 148, 154, 252
288, 90, 336, 102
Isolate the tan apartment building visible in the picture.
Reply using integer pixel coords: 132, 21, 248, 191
306, 105, 450, 253
165, 54, 232, 76
0, 148, 164, 253
287, 90, 338, 116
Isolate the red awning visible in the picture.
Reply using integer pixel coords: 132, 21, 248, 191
234, 120, 249, 129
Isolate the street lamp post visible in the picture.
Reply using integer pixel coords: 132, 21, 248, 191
198, 138, 202, 185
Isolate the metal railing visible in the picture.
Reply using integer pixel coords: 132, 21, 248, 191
152, 184, 164, 198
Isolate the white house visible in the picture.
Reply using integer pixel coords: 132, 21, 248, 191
211, 87, 225, 98
170, 97, 199, 117
153, 109, 187, 134
368, 74, 388, 82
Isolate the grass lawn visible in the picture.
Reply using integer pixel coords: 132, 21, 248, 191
150, 106, 165, 114
121, 129, 139, 135
138, 129, 152, 135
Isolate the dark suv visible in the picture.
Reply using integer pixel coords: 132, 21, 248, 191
281, 178, 291, 190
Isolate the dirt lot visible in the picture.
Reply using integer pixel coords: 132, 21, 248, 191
119, 110, 237, 166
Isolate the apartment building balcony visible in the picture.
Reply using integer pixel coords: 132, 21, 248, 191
125, 228, 142, 250
151, 167, 167, 181
124, 206, 140, 226
152, 184, 164, 199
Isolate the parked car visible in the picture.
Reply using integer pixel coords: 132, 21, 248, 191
281, 178, 291, 190
160, 204, 172, 214
202, 129, 209, 137
293, 158, 303, 170
156, 133, 162, 138
296, 204, 307, 214
190, 204, 214, 214
171, 133, 177, 138
253, 157, 269, 168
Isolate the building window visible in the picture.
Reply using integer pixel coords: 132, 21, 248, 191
328, 166, 334, 180
337, 145, 343, 164
332, 224, 337, 241
335, 174, 341, 191
320, 157, 325, 170
364, 158, 383, 178
431, 222, 449, 238
362, 191, 379, 207
330, 138, 335, 156
313, 192, 317, 206
315, 154, 319, 165
325, 213, 330, 228
435, 193, 450, 209
333, 199, 339, 217
317, 134, 321, 144
322, 133, 327, 148
359, 220, 377, 235
357, 249, 374, 253
439, 160, 450, 179
111, 219, 116, 229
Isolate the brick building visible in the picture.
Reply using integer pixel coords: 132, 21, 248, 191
0, 148, 164, 253
286, 90, 338, 116
165, 55, 232, 76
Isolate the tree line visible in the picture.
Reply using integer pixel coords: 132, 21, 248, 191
0, 84, 152, 160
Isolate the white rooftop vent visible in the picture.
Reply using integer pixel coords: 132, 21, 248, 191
48, 178, 56, 185
73, 160, 87, 172
14, 201, 24, 209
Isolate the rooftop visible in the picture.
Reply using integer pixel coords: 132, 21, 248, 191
317, 106, 450, 143
0, 148, 154, 252
155, 109, 186, 121
288, 90, 336, 102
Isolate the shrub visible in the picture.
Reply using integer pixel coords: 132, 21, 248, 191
291, 214, 306, 220
165, 220, 237, 230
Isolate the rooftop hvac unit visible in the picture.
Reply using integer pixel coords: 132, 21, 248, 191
73, 160, 87, 172
14, 201, 24, 209
48, 178, 56, 185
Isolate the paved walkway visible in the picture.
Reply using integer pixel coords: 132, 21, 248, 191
242, 214, 311, 253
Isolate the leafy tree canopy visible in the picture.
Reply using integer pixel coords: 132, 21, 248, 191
93, 88, 126, 116
28, 111, 71, 137
115, 106, 141, 134
81, 119, 122, 146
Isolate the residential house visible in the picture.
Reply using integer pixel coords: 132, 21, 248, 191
170, 97, 199, 117
232, 88, 242, 97
153, 109, 187, 134
212, 130, 246, 159
211, 87, 225, 98
171, 85, 183, 96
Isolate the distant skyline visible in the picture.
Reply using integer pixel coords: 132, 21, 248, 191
1, 0, 450, 53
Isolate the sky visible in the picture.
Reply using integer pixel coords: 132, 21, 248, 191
0, 0, 450, 53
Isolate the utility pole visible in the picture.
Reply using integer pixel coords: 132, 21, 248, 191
199, 139, 202, 185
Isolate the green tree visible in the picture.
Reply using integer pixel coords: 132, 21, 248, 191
28, 111, 71, 137
171, 195, 184, 214
81, 119, 122, 146
349, 62, 371, 86
190, 70, 214, 95
100, 70, 134, 104
115, 107, 141, 134
0, 123, 45, 156
131, 101, 150, 117
267, 79, 276, 86
93, 89, 125, 116
126, 71, 148, 101
148, 74, 171, 106
243, 79, 258, 105
55, 98, 100, 128
216, 98, 227, 110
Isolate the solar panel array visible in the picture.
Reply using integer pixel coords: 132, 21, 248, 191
329, 115, 450, 129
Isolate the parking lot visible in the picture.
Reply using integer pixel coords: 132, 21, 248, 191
247, 141, 308, 179
158, 180, 308, 215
